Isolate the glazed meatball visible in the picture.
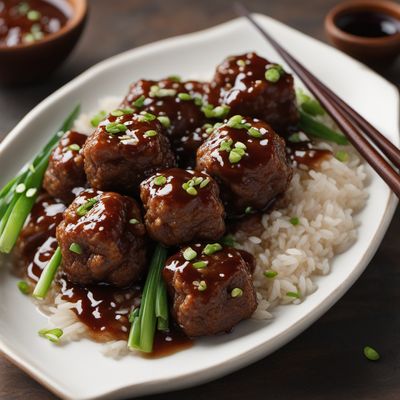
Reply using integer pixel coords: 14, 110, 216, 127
196, 116, 293, 216
163, 243, 257, 336
43, 130, 87, 203
83, 111, 175, 194
140, 168, 225, 246
56, 189, 148, 287
121, 78, 206, 140
211, 52, 299, 134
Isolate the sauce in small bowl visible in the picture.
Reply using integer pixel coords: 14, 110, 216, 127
0, 0, 71, 47
335, 10, 400, 38
325, 0, 400, 65
0, 0, 87, 85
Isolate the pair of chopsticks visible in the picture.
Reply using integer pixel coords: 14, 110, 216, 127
235, 3, 400, 199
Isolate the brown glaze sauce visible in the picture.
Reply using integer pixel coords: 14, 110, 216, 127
0, 0, 70, 47
141, 168, 216, 208
18, 195, 191, 356
121, 79, 206, 139
286, 140, 332, 170
164, 243, 253, 303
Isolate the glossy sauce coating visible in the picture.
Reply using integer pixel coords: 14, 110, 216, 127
83, 112, 176, 193
43, 130, 87, 203
16, 193, 65, 282
121, 79, 206, 140
211, 52, 299, 134
164, 244, 254, 302
196, 117, 292, 215
163, 243, 257, 336
57, 189, 148, 287
140, 168, 225, 246
0, 0, 70, 47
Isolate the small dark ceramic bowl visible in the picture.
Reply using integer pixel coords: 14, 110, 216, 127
0, 0, 88, 85
325, 0, 400, 65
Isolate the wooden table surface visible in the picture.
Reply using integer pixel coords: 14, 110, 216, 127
1, 0, 399, 399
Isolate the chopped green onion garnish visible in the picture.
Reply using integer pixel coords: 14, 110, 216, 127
76, 198, 98, 217
197, 280, 207, 291
18, 2, 30, 14
264, 270, 278, 279
68, 144, 81, 152
90, 110, 107, 127
153, 175, 167, 186
38, 328, 63, 343
203, 243, 222, 255
139, 112, 157, 122
219, 139, 233, 152
69, 243, 82, 255
144, 130, 158, 138
177, 93, 192, 101
201, 104, 230, 119
185, 186, 197, 196
183, 247, 197, 261
229, 148, 244, 164
290, 217, 300, 226
129, 218, 139, 225
27, 10, 41, 21
106, 122, 127, 134
335, 150, 349, 162
245, 206, 253, 214
227, 115, 243, 128
248, 127, 263, 138
363, 346, 380, 361
286, 291, 300, 299
231, 288, 243, 298
132, 95, 146, 108
237, 59, 246, 67
157, 116, 171, 128
265, 68, 281, 83
17, 280, 30, 295
193, 261, 208, 269
111, 109, 124, 117
199, 178, 210, 188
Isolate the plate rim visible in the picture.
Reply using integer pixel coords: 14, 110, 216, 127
0, 14, 399, 400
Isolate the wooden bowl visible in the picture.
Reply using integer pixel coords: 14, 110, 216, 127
325, 0, 400, 65
0, 0, 88, 85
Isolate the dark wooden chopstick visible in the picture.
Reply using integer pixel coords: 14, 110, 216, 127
279, 46, 400, 169
234, 3, 400, 198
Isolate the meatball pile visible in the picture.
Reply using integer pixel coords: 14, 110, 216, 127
36, 52, 296, 337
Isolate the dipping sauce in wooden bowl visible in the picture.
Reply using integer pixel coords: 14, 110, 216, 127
0, 0, 71, 47
325, 0, 400, 66
0, 0, 87, 85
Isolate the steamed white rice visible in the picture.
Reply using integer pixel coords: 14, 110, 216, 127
37, 95, 368, 356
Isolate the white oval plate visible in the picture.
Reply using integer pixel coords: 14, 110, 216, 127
0, 14, 398, 400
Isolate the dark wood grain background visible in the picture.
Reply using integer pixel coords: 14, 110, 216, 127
1, 0, 399, 399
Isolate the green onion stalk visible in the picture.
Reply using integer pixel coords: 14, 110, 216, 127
299, 110, 349, 145
128, 244, 169, 353
0, 105, 80, 254
33, 246, 62, 300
